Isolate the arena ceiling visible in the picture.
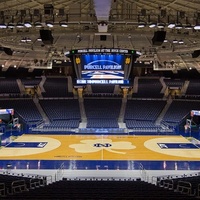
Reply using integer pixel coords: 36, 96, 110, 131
0, 0, 200, 73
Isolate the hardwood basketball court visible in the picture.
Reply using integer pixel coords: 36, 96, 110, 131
0, 134, 200, 170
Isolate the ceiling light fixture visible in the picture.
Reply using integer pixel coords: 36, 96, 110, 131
16, 22, 24, 28
26, 37, 32, 42
59, 21, 68, 27
174, 11, 182, 29
157, 22, 165, 29
147, 15, 156, 28
167, 22, 175, 28
185, 24, 193, 29
0, 23, 6, 28
21, 37, 26, 42
175, 23, 182, 29
157, 15, 165, 29
149, 22, 156, 28
194, 24, 200, 30
7, 23, 15, 29
60, 14, 68, 27
178, 40, 184, 44
167, 15, 175, 29
0, 15, 7, 29
184, 17, 192, 30
138, 22, 146, 28
137, 14, 145, 28
24, 22, 32, 28
34, 21, 43, 28
46, 21, 54, 28
194, 16, 200, 30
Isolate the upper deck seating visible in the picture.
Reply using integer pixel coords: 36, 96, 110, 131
132, 78, 163, 98
164, 78, 184, 88
21, 78, 42, 86
42, 77, 72, 97
0, 78, 20, 94
186, 79, 200, 95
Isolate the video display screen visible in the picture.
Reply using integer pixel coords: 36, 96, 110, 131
0, 109, 13, 123
81, 54, 124, 79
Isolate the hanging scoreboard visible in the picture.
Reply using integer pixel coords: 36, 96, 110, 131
66, 48, 139, 85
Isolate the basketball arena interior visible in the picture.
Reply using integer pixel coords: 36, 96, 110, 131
0, 0, 200, 199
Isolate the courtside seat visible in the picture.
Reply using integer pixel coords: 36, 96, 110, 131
43, 120, 80, 129
87, 118, 119, 128
125, 120, 158, 129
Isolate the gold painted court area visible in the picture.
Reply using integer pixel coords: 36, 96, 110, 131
0, 134, 200, 161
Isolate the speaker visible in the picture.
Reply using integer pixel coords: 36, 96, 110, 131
40, 30, 54, 45
192, 50, 200, 58
152, 31, 166, 46
100, 35, 107, 41
4, 47, 13, 56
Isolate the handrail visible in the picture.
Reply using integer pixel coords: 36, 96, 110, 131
197, 183, 200, 197
45, 175, 53, 185
55, 162, 65, 182
0, 171, 52, 185
139, 163, 148, 182
29, 176, 48, 188
11, 179, 28, 194
152, 172, 200, 185
152, 176, 160, 185
152, 175, 176, 185
176, 181, 194, 196
162, 179, 174, 190
0, 183, 6, 197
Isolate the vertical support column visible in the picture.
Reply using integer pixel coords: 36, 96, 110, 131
123, 88, 128, 98
78, 87, 83, 98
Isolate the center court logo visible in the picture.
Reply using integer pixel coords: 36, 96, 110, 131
93, 143, 112, 148
69, 139, 136, 154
